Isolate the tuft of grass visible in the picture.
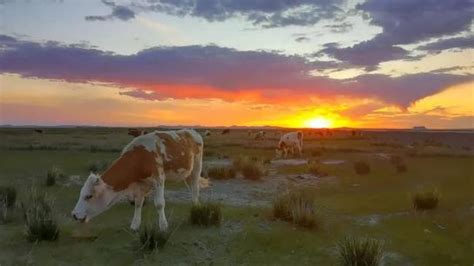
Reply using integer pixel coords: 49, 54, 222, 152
241, 160, 265, 180
232, 156, 245, 171
138, 222, 170, 252
337, 237, 384, 266
0, 186, 17, 208
395, 163, 407, 173
354, 161, 370, 175
46, 165, 63, 186
23, 192, 59, 242
87, 160, 109, 173
190, 203, 222, 227
390, 155, 408, 173
413, 189, 439, 211
272, 189, 319, 229
207, 167, 236, 180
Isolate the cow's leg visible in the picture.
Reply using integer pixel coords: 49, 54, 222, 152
130, 195, 144, 231
153, 171, 168, 231
297, 144, 303, 157
190, 151, 203, 205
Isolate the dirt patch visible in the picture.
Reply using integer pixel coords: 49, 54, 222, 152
271, 159, 308, 166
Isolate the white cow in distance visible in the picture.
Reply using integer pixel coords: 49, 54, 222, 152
276, 131, 303, 158
72, 129, 207, 232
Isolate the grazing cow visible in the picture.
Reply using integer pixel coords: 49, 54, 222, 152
221, 129, 230, 135
254, 130, 266, 140
72, 129, 207, 232
276, 131, 303, 158
203, 130, 211, 137
34, 129, 43, 134
128, 129, 144, 137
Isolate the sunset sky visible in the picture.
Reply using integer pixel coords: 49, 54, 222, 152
0, 0, 473, 128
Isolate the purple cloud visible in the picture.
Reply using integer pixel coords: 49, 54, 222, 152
322, 0, 473, 67
418, 36, 474, 53
85, 0, 135, 21
0, 35, 471, 108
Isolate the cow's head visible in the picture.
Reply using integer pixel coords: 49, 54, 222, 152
72, 173, 113, 222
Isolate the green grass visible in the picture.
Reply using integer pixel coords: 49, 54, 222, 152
337, 237, 384, 266
190, 203, 222, 226
0, 128, 472, 265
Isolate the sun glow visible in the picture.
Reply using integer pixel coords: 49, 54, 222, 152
306, 117, 333, 128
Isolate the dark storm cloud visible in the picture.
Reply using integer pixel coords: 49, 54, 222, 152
321, 0, 474, 67
0, 35, 471, 107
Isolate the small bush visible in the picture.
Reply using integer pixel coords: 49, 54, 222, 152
241, 161, 265, 180
413, 189, 439, 211
354, 161, 370, 175
190, 203, 222, 227
337, 237, 384, 266
0, 186, 17, 208
46, 166, 63, 186
272, 189, 319, 229
138, 223, 170, 251
24, 192, 59, 242
87, 160, 109, 173
208, 167, 236, 180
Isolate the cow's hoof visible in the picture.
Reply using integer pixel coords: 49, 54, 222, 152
159, 220, 168, 232
130, 224, 140, 232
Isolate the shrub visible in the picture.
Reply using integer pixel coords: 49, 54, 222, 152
46, 166, 63, 186
0, 186, 16, 208
138, 222, 170, 251
272, 189, 319, 229
87, 160, 109, 173
413, 189, 439, 211
354, 161, 370, 175
241, 161, 265, 180
24, 192, 59, 242
207, 167, 236, 180
337, 237, 384, 266
190, 203, 222, 227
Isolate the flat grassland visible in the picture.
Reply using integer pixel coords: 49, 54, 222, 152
0, 127, 473, 265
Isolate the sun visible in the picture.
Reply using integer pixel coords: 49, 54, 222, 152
306, 117, 332, 128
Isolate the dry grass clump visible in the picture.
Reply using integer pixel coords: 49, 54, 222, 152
337, 237, 384, 266
413, 189, 439, 211
232, 156, 265, 180
46, 165, 64, 186
241, 161, 265, 180
354, 161, 370, 175
0, 186, 16, 208
0, 186, 17, 224
272, 189, 319, 229
190, 202, 222, 227
138, 222, 170, 252
23, 192, 59, 242
207, 167, 236, 180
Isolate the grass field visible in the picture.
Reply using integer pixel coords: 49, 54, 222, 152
0, 127, 473, 265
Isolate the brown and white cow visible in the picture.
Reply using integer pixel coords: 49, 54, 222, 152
72, 129, 206, 231
275, 131, 303, 158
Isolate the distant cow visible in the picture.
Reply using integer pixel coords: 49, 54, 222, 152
276, 131, 303, 158
128, 129, 144, 137
34, 129, 43, 134
254, 131, 266, 140
221, 129, 230, 135
204, 130, 211, 137
72, 129, 207, 232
